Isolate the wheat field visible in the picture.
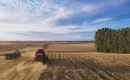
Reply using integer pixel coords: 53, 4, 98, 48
0, 42, 130, 80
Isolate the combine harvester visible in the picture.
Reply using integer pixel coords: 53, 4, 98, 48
3, 48, 48, 63
4, 49, 21, 60
34, 48, 48, 63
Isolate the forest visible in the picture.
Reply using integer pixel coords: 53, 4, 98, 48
95, 27, 130, 53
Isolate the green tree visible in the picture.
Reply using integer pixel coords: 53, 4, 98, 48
95, 27, 130, 53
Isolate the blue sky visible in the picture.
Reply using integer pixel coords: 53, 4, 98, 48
0, 0, 130, 41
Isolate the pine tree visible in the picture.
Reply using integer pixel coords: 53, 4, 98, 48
95, 27, 130, 53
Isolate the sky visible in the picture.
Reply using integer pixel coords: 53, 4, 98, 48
0, 0, 130, 41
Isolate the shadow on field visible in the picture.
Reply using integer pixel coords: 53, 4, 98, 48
45, 58, 73, 68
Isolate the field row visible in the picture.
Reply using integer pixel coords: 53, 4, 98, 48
39, 52, 130, 80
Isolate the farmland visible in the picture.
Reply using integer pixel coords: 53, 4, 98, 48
0, 42, 130, 80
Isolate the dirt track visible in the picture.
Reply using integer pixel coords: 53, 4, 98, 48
0, 43, 130, 80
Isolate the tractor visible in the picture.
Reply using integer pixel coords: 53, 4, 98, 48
4, 49, 21, 60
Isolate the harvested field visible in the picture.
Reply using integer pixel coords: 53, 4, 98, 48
0, 47, 47, 80
0, 42, 130, 80
0, 42, 46, 52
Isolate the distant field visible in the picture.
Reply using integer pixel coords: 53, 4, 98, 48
46, 42, 96, 52
0, 42, 130, 80
0, 42, 47, 52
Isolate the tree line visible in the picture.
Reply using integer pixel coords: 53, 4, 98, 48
95, 27, 130, 53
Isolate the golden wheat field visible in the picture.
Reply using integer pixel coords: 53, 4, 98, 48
0, 42, 130, 80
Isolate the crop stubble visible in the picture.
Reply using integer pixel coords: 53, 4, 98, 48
0, 42, 130, 80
